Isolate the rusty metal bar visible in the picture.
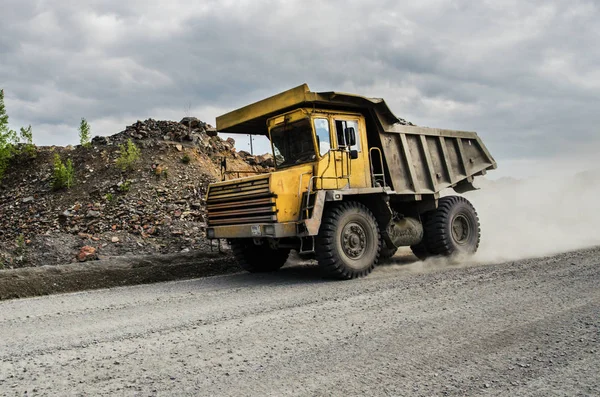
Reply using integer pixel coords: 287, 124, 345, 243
456, 138, 469, 176
399, 133, 420, 192
419, 135, 436, 191
438, 136, 455, 184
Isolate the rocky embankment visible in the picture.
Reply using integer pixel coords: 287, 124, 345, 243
0, 117, 271, 268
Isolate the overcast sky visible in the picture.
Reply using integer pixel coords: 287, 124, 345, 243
1, 0, 598, 177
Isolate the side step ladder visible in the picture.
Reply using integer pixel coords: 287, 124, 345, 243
300, 191, 317, 220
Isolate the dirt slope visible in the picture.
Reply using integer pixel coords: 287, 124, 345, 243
0, 247, 598, 396
0, 118, 271, 268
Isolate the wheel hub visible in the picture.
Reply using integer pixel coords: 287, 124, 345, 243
342, 222, 367, 259
451, 214, 471, 245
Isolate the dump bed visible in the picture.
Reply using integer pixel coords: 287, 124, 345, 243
377, 124, 496, 195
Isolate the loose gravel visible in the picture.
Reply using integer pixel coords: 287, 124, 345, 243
0, 247, 598, 396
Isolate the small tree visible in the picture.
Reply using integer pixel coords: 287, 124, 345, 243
20, 125, 36, 158
0, 89, 18, 181
79, 118, 91, 148
0, 90, 8, 135
20, 125, 32, 144
52, 153, 75, 190
116, 139, 141, 171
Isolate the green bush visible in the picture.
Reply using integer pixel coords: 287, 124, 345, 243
0, 90, 38, 180
181, 153, 191, 164
52, 153, 75, 190
0, 89, 18, 181
116, 139, 141, 171
0, 135, 16, 181
20, 125, 36, 158
79, 118, 91, 148
118, 180, 131, 192
15, 234, 26, 255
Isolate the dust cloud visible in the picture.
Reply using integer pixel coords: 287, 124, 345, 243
379, 168, 600, 275
466, 168, 600, 263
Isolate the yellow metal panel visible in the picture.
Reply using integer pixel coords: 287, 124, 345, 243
217, 84, 313, 133
270, 164, 314, 223
267, 108, 309, 129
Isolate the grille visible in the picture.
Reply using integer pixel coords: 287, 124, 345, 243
207, 177, 277, 226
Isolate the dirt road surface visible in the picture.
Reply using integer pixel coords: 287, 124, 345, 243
1, 248, 599, 396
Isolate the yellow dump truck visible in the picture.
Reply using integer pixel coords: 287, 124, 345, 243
206, 84, 496, 279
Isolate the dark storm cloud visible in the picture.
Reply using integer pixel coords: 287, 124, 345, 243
0, 0, 598, 173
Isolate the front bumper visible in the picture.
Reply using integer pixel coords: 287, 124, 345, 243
207, 222, 299, 239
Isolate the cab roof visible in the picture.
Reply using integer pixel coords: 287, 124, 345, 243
216, 83, 403, 135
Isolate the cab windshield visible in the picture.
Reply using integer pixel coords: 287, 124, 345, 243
270, 119, 316, 169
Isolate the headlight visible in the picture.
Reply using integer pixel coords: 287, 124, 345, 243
264, 225, 275, 236
207, 228, 215, 239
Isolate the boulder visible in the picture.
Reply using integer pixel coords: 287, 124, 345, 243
180, 117, 201, 129
86, 210, 101, 218
77, 246, 97, 262
92, 136, 110, 145
257, 153, 274, 167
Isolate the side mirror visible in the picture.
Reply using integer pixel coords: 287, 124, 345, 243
350, 149, 359, 160
344, 127, 356, 147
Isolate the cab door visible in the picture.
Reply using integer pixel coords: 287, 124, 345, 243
332, 116, 371, 189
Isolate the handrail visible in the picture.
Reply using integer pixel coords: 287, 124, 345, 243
369, 147, 387, 188
298, 171, 313, 196
300, 148, 353, 219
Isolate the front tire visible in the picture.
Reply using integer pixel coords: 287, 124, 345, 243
229, 239, 290, 273
315, 202, 381, 279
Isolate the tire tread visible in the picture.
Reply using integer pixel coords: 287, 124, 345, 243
315, 202, 381, 280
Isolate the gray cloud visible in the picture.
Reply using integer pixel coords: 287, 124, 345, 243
0, 0, 598, 175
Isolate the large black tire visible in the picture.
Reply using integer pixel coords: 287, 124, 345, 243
229, 239, 290, 273
414, 196, 480, 259
315, 202, 381, 279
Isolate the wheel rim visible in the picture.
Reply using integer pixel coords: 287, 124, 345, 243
341, 221, 367, 259
451, 214, 471, 245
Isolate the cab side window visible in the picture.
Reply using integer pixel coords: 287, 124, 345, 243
314, 118, 331, 156
335, 120, 361, 152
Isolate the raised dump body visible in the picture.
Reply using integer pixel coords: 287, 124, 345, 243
375, 124, 495, 195
207, 84, 497, 279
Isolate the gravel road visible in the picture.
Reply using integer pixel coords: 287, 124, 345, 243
1, 248, 598, 396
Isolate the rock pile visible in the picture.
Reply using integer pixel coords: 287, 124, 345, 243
93, 118, 222, 147
0, 117, 272, 268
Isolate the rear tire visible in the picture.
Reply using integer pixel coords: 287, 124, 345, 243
315, 202, 381, 279
229, 239, 290, 273
414, 196, 480, 259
